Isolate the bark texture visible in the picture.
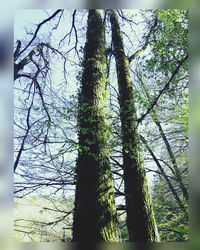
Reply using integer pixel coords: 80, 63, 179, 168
72, 10, 120, 242
110, 10, 159, 242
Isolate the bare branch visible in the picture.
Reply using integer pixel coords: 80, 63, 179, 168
128, 17, 158, 62
16, 73, 52, 123
14, 40, 22, 61
138, 54, 188, 124
14, 95, 35, 173
18, 10, 63, 57
14, 45, 41, 80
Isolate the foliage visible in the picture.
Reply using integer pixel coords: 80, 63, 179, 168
152, 175, 188, 241
118, 220, 129, 242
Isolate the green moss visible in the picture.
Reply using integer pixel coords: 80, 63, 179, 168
110, 9, 159, 242
73, 10, 120, 242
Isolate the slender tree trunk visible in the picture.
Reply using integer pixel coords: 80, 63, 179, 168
110, 10, 159, 242
154, 119, 188, 200
139, 77, 188, 201
140, 135, 188, 217
72, 10, 120, 242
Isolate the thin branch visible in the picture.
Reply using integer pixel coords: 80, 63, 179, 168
117, 10, 138, 25
14, 96, 35, 173
16, 73, 51, 123
14, 40, 22, 61
58, 9, 79, 59
18, 10, 63, 57
140, 135, 188, 216
128, 17, 158, 62
68, 10, 77, 45
14, 45, 41, 80
138, 54, 188, 124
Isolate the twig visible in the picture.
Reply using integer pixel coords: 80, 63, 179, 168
18, 10, 63, 57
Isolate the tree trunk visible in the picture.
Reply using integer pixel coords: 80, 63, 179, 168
72, 10, 120, 242
154, 119, 188, 200
139, 76, 188, 201
140, 135, 188, 217
110, 10, 159, 242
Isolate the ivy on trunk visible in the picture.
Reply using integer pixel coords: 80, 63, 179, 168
110, 10, 159, 242
72, 9, 120, 242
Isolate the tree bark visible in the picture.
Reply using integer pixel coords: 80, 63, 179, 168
110, 10, 159, 242
72, 10, 120, 242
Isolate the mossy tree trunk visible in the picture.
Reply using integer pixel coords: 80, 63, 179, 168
72, 10, 120, 242
110, 10, 159, 242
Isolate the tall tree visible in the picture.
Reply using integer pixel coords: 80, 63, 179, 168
72, 9, 120, 242
110, 10, 159, 242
